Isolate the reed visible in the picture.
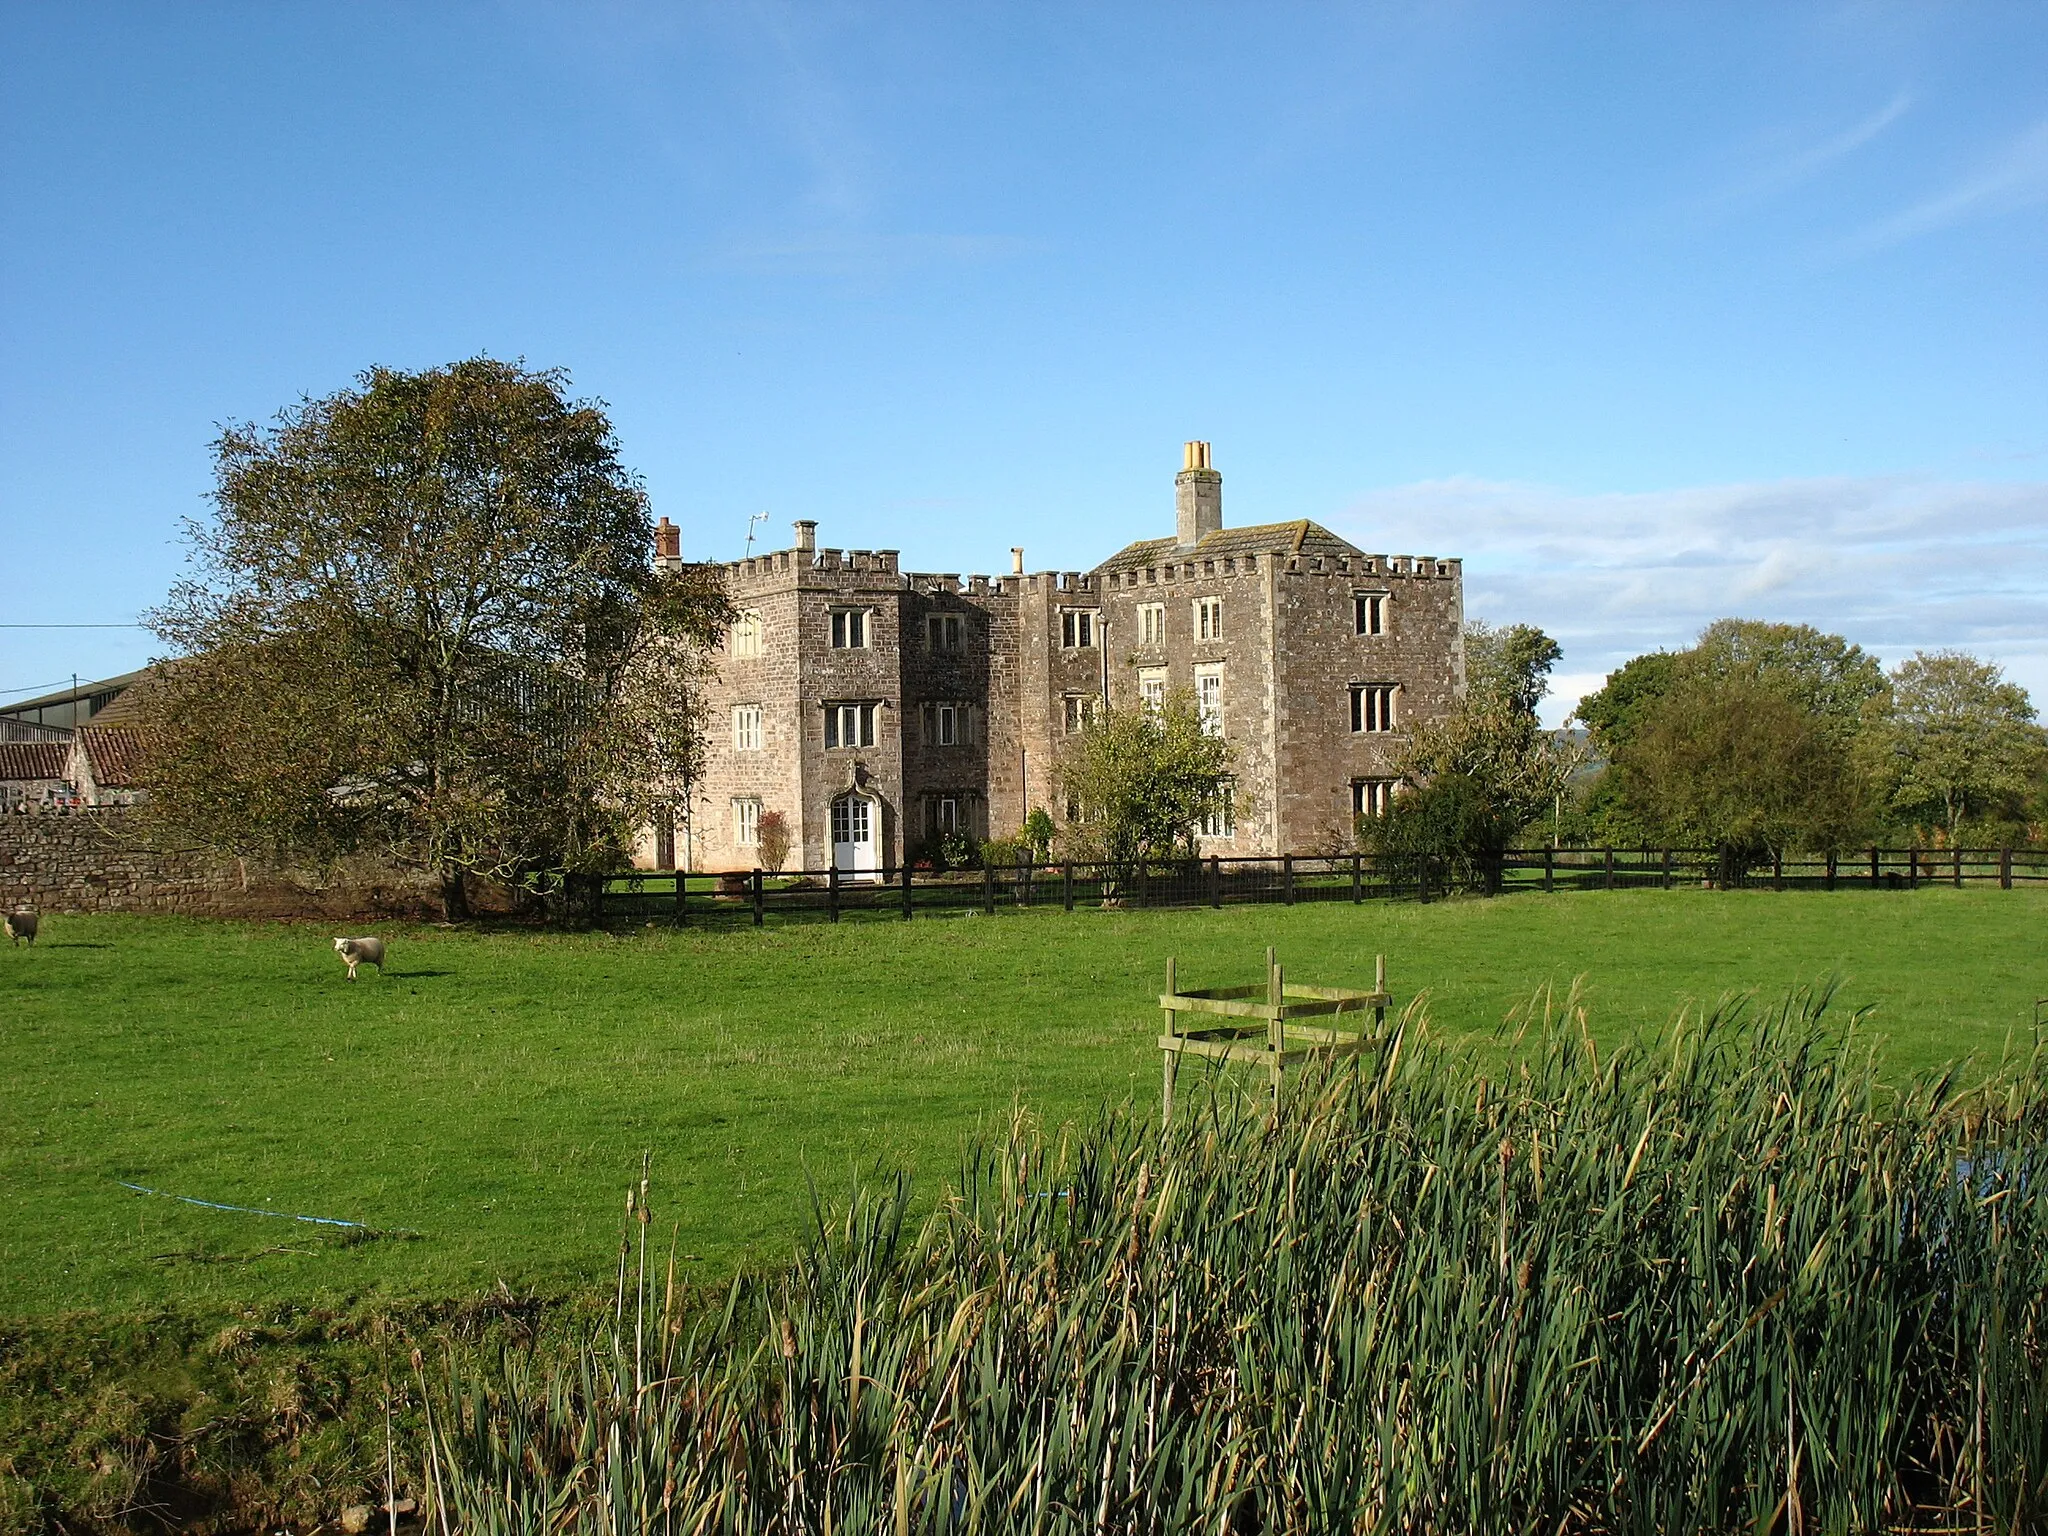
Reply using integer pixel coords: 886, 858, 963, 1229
419, 986, 2048, 1533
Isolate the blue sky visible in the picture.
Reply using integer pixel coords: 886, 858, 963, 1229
3, 2, 2044, 723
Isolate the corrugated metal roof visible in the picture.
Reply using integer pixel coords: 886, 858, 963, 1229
0, 742, 69, 782
1091, 519, 1365, 575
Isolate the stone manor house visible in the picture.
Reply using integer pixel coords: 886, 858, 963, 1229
649, 444, 1464, 876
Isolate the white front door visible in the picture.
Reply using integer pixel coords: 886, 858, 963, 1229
831, 795, 878, 880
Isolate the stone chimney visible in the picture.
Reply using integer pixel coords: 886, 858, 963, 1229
1175, 441, 1221, 549
653, 516, 682, 572
1011, 547, 1025, 576
793, 519, 817, 555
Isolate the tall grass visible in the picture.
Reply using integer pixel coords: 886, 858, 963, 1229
419, 987, 2048, 1533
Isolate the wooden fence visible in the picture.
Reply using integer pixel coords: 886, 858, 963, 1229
597, 845, 2048, 925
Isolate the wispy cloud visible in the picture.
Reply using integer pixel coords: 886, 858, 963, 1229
1692, 92, 1913, 215
705, 229, 1035, 277
1329, 475, 2048, 722
1842, 116, 2048, 254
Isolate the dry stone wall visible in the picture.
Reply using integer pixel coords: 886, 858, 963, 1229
0, 810, 440, 919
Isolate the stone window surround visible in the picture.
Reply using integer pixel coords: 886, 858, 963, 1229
1352, 778, 1396, 818
732, 703, 763, 752
1195, 664, 1224, 736
1353, 590, 1390, 637
732, 610, 765, 659
829, 607, 871, 649
732, 796, 762, 847
1350, 683, 1399, 733
824, 699, 879, 749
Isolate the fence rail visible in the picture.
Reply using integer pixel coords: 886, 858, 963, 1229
597, 845, 2048, 926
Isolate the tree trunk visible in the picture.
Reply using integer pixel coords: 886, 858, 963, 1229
439, 866, 471, 923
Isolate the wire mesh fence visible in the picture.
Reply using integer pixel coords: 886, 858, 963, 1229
599, 845, 2048, 925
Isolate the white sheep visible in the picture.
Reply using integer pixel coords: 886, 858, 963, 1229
333, 936, 385, 980
4, 908, 35, 947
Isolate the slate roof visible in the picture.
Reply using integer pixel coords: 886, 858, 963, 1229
0, 742, 68, 783
1091, 519, 1367, 576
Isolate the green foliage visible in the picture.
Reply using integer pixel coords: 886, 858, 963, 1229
1578, 620, 1892, 867
979, 834, 1027, 869
1055, 691, 1235, 864
1021, 806, 1056, 862
1616, 673, 1869, 878
420, 995, 2048, 1533
1464, 618, 1563, 715
1574, 650, 1682, 755
940, 828, 980, 871
1862, 650, 2045, 843
1369, 620, 1579, 874
139, 358, 733, 919
1691, 618, 1886, 730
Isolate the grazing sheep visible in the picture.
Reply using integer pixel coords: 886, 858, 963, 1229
333, 936, 385, 980
4, 908, 36, 946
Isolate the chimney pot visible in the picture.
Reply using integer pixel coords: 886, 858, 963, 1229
653, 516, 682, 568
793, 519, 817, 555
1011, 547, 1025, 576
1174, 441, 1222, 549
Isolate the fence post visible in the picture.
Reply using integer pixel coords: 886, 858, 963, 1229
676, 871, 687, 924
1953, 848, 1963, 889
1909, 851, 1918, 890
1603, 848, 1615, 891
982, 861, 996, 915
1825, 852, 1836, 892
1020, 858, 1033, 907
828, 862, 840, 922
1135, 859, 1148, 908
1063, 862, 1074, 912
1212, 855, 1223, 909
901, 859, 913, 921
1772, 850, 1783, 892
1351, 852, 1362, 904
1543, 846, 1554, 894
1417, 854, 1430, 904
1869, 846, 1880, 887
752, 868, 764, 927
2002, 847, 2013, 890
1283, 854, 1295, 906
1660, 848, 1672, 889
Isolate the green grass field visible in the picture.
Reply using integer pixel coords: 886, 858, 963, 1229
3, 887, 2044, 1318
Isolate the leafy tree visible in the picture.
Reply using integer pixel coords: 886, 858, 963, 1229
1690, 619, 1885, 733
1365, 621, 1580, 887
140, 358, 732, 920
1056, 691, 1236, 869
1574, 651, 1683, 756
1577, 622, 1883, 755
1616, 674, 1868, 883
1864, 651, 2045, 844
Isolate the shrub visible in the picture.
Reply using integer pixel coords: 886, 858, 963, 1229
756, 810, 792, 872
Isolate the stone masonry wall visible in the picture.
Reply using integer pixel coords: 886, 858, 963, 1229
0, 810, 440, 919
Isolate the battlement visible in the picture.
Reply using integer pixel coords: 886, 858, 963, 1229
722, 545, 907, 589
902, 571, 1018, 599
1090, 551, 1461, 589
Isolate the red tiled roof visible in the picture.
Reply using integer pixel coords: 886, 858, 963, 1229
0, 741, 69, 782
77, 725, 150, 787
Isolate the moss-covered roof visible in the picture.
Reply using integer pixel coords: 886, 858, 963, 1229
1091, 519, 1365, 576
